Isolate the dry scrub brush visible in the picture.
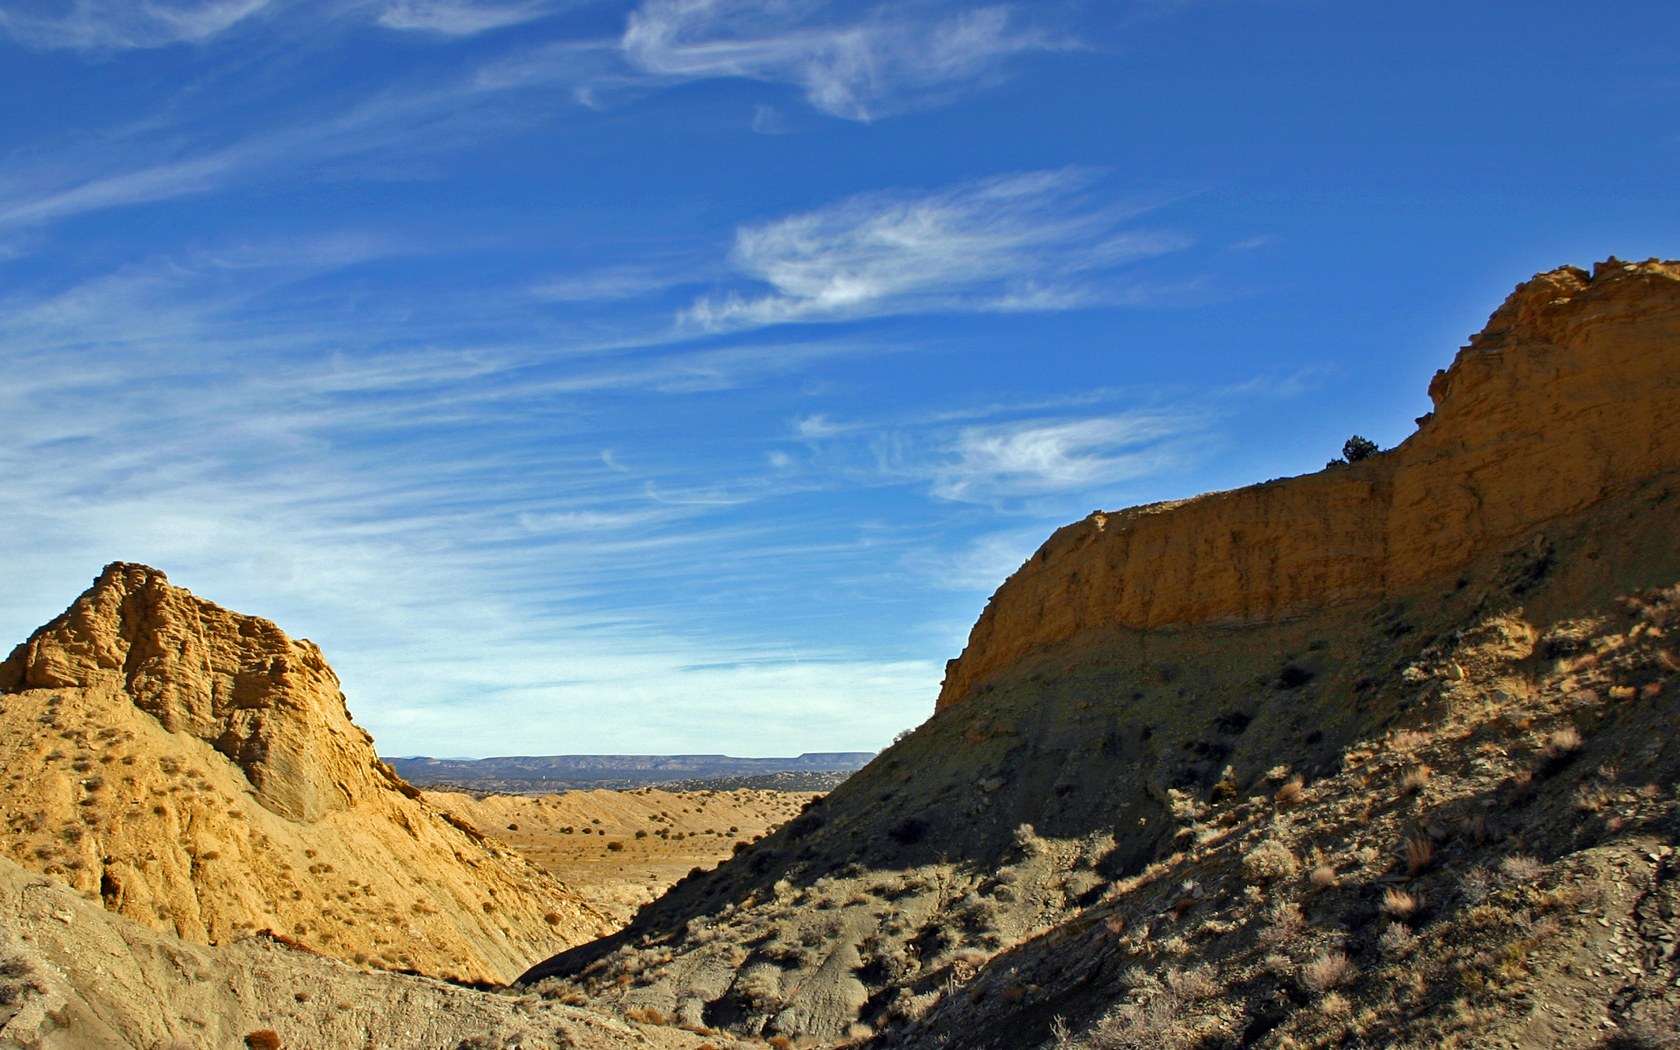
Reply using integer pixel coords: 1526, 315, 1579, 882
1242, 841, 1300, 882
1403, 835, 1433, 876
1300, 952, 1357, 993
1274, 776, 1305, 806
1093, 966, 1226, 1050
1399, 765, 1432, 796
1381, 888, 1421, 920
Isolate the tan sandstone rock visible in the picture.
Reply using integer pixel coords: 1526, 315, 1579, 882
0, 564, 610, 985
937, 258, 1680, 708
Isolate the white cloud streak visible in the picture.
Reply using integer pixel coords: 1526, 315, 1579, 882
532, 262, 700, 302
924, 414, 1191, 502
0, 77, 539, 230
0, 2, 1068, 234
0, 243, 948, 753
685, 169, 1193, 331
621, 0, 1058, 120
0, 0, 280, 50
376, 0, 582, 34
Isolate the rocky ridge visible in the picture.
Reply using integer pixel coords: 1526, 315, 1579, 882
515, 259, 1680, 1050
939, 258, 1680, 708
0, 564, 608, 985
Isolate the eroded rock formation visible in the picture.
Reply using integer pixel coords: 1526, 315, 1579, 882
0, 565, 610, 985
938, 258, 1680, 708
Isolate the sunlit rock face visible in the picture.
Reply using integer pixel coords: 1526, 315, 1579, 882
0, 563, 610, 984
938, 259, 1680, 709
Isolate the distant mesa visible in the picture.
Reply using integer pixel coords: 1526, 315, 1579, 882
384, 752, 875, 794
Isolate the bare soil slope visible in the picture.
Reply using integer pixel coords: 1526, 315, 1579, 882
427, 787, 819, 926
0, 565, 609, 985
0, 855, 700, 1050
516, 259, 1680, 1049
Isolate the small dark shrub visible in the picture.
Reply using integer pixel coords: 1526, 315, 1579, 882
244, 1031, 282, 1050
1343, 436, 1378, 462
887, 817, 928, 845
1214, 710, 1252, 734
1278, 664, 1315, 689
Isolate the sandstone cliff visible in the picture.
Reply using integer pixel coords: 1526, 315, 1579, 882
938, 258, 1680, 708
0, 564, 610, 985
518, 259, 1680, 1050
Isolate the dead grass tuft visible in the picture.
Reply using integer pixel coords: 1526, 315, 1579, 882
1381, 888, 1421, 920
1499, 854, 1544, 882
1309, 864, 1338, 890
1399, 765, 1432, 796
1242, 841, 1300, 883
1258, 902, 1304, 947
1379, 923, 1415, 955
1165, 965, 1220, 1001
1544, 726, 1583, 756
1274, 776, 1305, 806
1403, 835, 1433, 876
1389, 730, 1431, 752
1301, 952, 1357, 993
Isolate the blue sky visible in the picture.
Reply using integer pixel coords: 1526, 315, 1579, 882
0, 0, 1675, 757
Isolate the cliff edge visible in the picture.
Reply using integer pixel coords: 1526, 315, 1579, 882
939, 258, 1680, 708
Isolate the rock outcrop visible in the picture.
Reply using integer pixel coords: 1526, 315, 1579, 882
517, 259, 1680, 1048
938, 258, 1680, 708
0, 564, 609, 985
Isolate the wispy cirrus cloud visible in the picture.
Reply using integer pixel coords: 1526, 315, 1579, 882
620, 0, 1061, 120
0, 239, 945, 753
0, 76, 542, 230
684, 169, 1193, 331
781, 392, 1213, 512
922, 414, 1192, 503
376, 0, 586, 34
0, 2, 1069, 234
0, 0, 281, 50
532, 260, 704, 302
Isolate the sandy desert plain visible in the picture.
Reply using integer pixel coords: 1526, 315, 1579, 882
424, 786, 823, 926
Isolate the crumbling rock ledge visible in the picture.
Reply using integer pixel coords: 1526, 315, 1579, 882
939, 259, 1680, 709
